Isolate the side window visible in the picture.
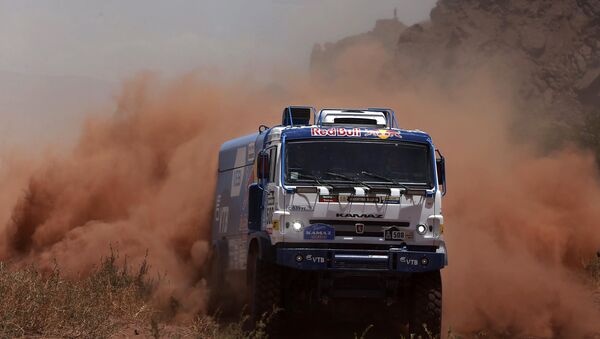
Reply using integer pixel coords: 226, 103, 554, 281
269, 147, 278, 183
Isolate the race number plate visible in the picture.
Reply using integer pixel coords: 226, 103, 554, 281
384, 226, 407, 241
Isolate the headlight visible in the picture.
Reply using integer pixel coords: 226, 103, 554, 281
292, 221, 304, 232
416, 224, 427, 235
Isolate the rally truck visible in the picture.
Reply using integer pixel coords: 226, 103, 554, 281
207, 107, 447, 337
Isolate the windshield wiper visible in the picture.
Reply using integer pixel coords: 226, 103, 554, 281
360, 171, 409, 192
290, 169, 339, 189
325, 171, 372, 189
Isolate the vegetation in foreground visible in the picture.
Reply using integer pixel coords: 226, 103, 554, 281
0, 252, 274, 339
0, 252, 154, 338
586, 253, 600, 304
1, 253, 598, 339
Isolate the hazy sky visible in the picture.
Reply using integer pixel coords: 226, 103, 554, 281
0, 0, 436, 82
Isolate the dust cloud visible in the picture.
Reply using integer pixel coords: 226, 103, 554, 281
392, 80, 600, 337
310, 63, 600, 336
1, 44, 599, 337
0, 72, 283, 317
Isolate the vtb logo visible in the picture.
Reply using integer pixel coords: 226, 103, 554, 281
355, 223, 365, 234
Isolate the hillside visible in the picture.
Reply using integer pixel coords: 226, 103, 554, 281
310, 15, 407, 80
311, 0, 600, 155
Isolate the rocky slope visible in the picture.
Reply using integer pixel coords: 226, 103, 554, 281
311, 0, 600, 154
310, 16, 406, 79
397, 0, 599, 139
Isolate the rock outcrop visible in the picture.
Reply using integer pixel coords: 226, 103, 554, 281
310, 16, 406, 80
395, 0, 600, 127
311, 0, 600, 152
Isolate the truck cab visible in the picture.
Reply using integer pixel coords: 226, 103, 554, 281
209, 106, 447, 337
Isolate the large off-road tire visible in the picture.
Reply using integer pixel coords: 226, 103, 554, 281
206, 249, 239, 317
206, 249, 226, 315
246, 247, 282, 336
409, 270, 442, 338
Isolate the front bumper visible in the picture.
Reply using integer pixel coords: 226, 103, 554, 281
276, 247, 446, 273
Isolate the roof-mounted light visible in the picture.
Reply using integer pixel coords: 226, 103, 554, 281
282, 106, 314, 126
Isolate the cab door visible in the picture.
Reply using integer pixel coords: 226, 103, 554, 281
263, 146, 280, 236
248, 146, 278, 233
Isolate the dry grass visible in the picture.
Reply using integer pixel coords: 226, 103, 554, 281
2, 252, 599, 338
585, 254, 600, 304
587, 255, 600, 284
0, 252, 155, 338
136, 312, 273, 339
0, 251, 271, 339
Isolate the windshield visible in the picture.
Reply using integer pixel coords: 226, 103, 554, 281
285, 140, 434, 187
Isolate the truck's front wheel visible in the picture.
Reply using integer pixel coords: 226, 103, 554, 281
409, 270, 442, 338
246, 247, 282, 333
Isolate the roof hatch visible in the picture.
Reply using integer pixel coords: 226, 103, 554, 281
280, 106, 399, 128
317, 108, 398, 128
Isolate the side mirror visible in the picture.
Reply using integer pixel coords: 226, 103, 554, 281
257, 151, 270, 180
258, 125, 269, 134
436, 150, 446, 196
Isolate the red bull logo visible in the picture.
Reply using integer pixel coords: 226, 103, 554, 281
311, 127, 361, 137
363, 129, 402, 140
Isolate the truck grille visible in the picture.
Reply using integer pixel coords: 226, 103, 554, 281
310, 219, 409, 238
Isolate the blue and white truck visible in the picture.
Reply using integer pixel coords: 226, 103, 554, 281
207, 107, 447, 337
